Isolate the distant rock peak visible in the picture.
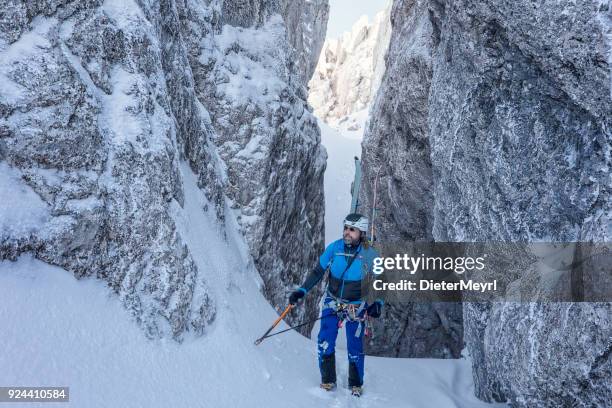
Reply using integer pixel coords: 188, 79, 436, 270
308, 3, 391, 130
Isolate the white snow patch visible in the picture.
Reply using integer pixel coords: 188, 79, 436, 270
318, 118, 363, 245
213, 15, 287, 107
0, 161, 50, 238
235, 134, 267, 161
0, 16, 55, 62
102, 0, 147, 30
0, 16, 57, 106
102, 68, 145, 145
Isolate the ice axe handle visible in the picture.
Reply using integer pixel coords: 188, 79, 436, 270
254, 304, 294, 345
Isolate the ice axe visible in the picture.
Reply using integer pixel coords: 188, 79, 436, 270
254, 304, 294, 345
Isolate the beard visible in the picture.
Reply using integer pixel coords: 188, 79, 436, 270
343, 235, 360, 247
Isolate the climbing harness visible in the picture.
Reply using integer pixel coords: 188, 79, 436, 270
325, 299, 372, 338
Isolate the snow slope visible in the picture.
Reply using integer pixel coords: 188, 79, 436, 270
0, 161, 50, 239
319, 112, 369, 245
0, 162, 506, 408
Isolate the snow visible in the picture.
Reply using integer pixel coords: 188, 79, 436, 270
319, 112, 368, 245
101, 0, 147, 30
0, 16, 54, 62
0, 160, 507, 408
336, 107, 372, 136
65, 56, 167, 157
0, 16, 56, 106
236, 134, 267, 161
214, 15, 287, 107
102, 67, 146, 145
0, 162, 50, 239
0, 77, 25, 106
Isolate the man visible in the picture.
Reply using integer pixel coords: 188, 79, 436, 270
289, 213, 384, 397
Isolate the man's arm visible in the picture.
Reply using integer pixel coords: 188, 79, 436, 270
289, 265, 326, 304
298, 264, 326, 294
289, 241, 336, 305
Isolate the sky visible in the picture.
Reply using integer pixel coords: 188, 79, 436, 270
326, 0, 390, 40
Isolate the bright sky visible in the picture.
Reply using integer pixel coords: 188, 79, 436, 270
326, 0, 390, 40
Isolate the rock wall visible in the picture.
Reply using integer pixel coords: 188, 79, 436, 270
360, 0, 464, 359
361, 0, 611, 405
0, 0, 329, 340
281, 0, 330, 83
181, 0, 328, 332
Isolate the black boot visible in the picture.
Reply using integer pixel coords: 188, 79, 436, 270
348, 362, 362, 387
320, 353, 336, 385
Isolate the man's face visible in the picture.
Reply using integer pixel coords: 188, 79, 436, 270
343, 225, 361, 246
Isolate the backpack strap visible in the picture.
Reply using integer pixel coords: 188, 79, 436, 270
338, 245, 361, 282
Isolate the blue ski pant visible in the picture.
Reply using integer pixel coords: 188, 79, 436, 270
317, 298, 366, 386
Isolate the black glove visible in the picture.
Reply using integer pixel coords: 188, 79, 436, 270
367, 301, 383, 318
289, 289, 305, 305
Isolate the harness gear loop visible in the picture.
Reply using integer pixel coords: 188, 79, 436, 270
364, 312, 374, 337
328, 299, 369, 337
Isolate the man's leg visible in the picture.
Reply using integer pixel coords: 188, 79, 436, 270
317, 306, 339, 384
345, 319, 365, 387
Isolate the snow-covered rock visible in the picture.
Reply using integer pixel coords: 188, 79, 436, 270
359, 0, 611, 406
0, 0, 329, 340
182, 1, 328, 333
308, 3, 391, 130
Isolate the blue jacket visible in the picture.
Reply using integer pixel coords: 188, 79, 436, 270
299, 239, 380, 304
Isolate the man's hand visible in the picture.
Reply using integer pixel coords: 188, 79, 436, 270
367, 301, 383, 318
289, 289, 306, 305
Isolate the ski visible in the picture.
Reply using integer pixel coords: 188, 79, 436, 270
349, 156, 362, 213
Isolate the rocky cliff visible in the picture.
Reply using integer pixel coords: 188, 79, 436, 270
0, 0, 329, 340
359, 0, 464, 360
361, 0, 611, 405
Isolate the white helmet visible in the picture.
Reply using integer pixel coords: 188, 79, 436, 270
343, 213, 369, 233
